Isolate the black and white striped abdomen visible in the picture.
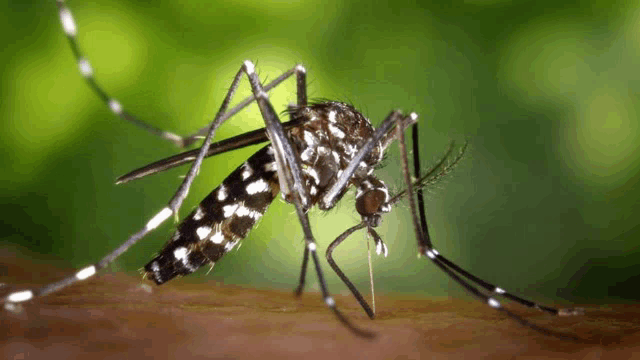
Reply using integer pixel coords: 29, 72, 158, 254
144, 145, 279, 284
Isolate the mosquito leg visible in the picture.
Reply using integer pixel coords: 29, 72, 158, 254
57, 1, 307, 149
55, 1, 187, 147
396, 117, 582, 339
242, 60, 373, 337
183, 64, 309, 147
3, 62, 258, 309
325, 223, 375, 319
293, 247, 309, 297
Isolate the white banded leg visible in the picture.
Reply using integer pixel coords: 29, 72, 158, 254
241, 60, 375, 338
395, 117, 583, 339
56, 0, 307, 148
2, 61, 290, 310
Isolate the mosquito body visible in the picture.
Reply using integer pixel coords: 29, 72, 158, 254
3, 0, 582, 339
144, 101, 392, 285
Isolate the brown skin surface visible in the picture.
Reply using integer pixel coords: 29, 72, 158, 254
2, 255, 639, 360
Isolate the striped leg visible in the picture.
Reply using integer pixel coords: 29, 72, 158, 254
2, 61, 305, 312
396, 119, 583, 339
56, 0, 306, 148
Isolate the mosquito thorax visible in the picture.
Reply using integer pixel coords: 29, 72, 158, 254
287, 101, 385, 212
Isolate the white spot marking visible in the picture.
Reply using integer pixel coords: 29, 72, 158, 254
410, 112, 418, 121
264, 162, 277, 172
325, 296, 335, 307
295, 64, 306, 73
236, 205, 262, 220
151, 261, 160, 272
217, 185, 227, 201
304, 167, 320, 185
174, 247, 188, 261
193, 207, 204, 220
488, 298, 501, 308
210, 231, 225, 244
300, 148, 314, 162
328, 110, 337, 123
7, 290, 33, 303
328, 124, 345, 138
78, 58, 93, 77
241, 163, 253, 180
196, 226, 212, 240
345, 144, 358, 156
223, 204, 239, 218
146, 207, 172, 230
109, 99, 123, 115
317, 146, 330, 157
376, 241, 388, 257
303, 131, 317, 146
243, 60, 255, 74
59, 7, 77, 36
163, 132, 183, 144
358, 161, 367, 168
309, 185, 318, 196
75, 265, 96, 280
246, 179, 269, 195
331, 151, 340, 164
426, 250, 436, 259
495, 287, 506, 294
307, 242, 316, 251
432, 249, 440, 256
225, 240, 238, 251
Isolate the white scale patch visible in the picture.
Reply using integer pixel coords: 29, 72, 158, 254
328, 110, 337, 123
264, 161, 277, 172
174, 247, 188, 261
196, 226, 212, 240
243, 60, 255, 74
376, 241, 388, 257
7, 290, 33, 303
345, 144, 358, 156
331, 151, 340, 164
300, 148, 314, 162
225, 240, 239, 251
317, 146, 330, 157
328, 124, 345, 139
59, 8, 77, 36
151, 261, 160, 272
303, 167, 320, 185
303, 131, 317, 147
193, 207, 204, 220
488, 298, 501, 308
217, 185, 228, 201
223, 204, 239, 218
236, 205, 262, 220
246, 179, 269, 195
78, 58, 93, 77
210, 231, 225, 244
146, 207, 172, 230
75, 265, 96, 280
109, 99, 123, 115
241, 163, 253, 180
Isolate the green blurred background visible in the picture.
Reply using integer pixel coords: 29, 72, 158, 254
2, 0, 638, 304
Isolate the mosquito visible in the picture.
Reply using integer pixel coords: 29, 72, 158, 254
3, 0, 582, 338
